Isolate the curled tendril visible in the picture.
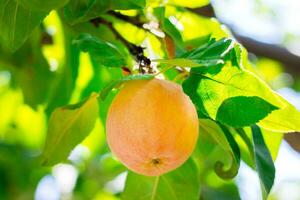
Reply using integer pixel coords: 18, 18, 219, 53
214, 157, 240, 180
214, 124, 241, 180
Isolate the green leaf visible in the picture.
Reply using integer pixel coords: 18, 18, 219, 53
0, 0, 48, 51
154, 38, 239, 68
162, 18, 184, 44
198, 119, 240, 179
234, 127, 283, 170
41, 93, 99, 166
227, 43, 242, 68
184, 34, 212, 50
182, 64, 284, 121
215, 124, 241, 179
153, 7, 165, 22
261, 129, 283, 161
200, 184, 241, 200
153, 10, 183, 46
128, 0, 146, 8
234, 128, 255, 168
122, 159, 200, 200
216, 96, 278, 128
182, 38, 235, 63
19, 0, 70, 11
100, 74, 154, 101
199, 119, 231, 152
73, 33, 127, 68
184, 38, 233, 59
251, 125, 275, 197
258, 96, 300, 132
64, 0, 146, 24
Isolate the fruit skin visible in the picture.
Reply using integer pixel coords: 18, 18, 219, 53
106, 78, 199, 176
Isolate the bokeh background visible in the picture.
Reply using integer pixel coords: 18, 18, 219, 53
1, 0, 300, 199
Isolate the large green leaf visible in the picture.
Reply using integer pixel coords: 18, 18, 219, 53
41, 93, 99, 166
73, 33, 128, 68
0, 0, 48, 51
182, 64, 284, 125
251, 125, 275, 198
216, 96, 278, 127
122, 159, 200, 200
258, 96, 300, 132
64, 0, 146, 24
19, 0, 70, 11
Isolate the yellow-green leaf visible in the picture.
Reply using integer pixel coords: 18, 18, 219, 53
41, 93, 99, 166
122, 159, 200, 200
258, 95, 300, 132
183, 64, 284, 122
0, 0, 48, 51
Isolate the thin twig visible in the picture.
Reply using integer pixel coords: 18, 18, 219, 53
90, 17, 154, 74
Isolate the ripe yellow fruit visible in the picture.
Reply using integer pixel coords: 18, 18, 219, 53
106, 78, 199, 176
